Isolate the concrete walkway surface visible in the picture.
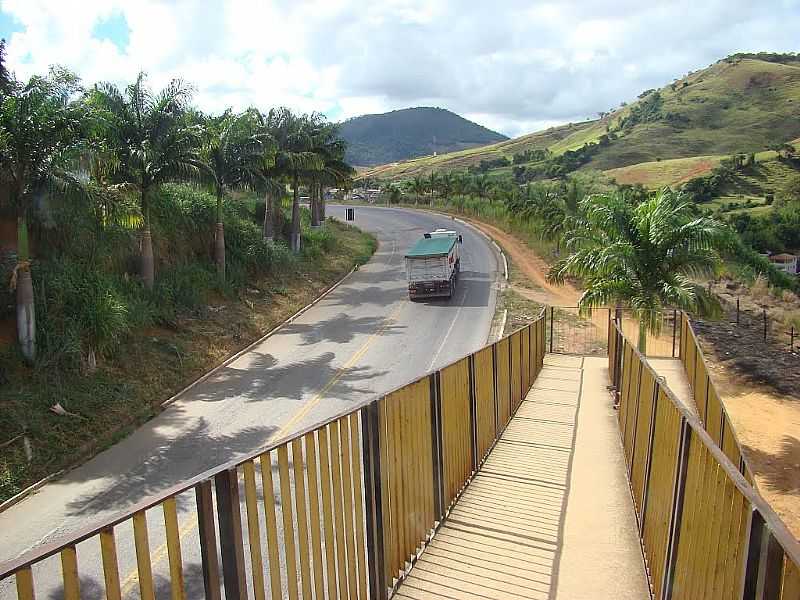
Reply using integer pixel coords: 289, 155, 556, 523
648, 357, 697, 416
395, 354, 650, 600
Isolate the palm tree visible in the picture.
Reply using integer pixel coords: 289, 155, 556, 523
548, 188, 726, 351
471, 174, 491, 202
305, 119, 352, 226
0, 68, 88, 361
438, 171, 454, 203
201, 109, 265, 280
527, 183, 573, 254
265, 109, 322, 252
407, 175, 427, 205
451, 171, 469, 197
88, 73, 205, 288
315, 127, 354, 224
427, 171, 440, 205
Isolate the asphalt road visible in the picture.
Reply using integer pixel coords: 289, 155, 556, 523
0, 206, 501, 598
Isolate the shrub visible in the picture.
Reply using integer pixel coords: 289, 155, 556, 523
32, 260, 130, 369
302, 226, 337, 260
153, 263, 216, 317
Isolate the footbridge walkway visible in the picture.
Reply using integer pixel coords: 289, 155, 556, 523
1, 312, 798, 599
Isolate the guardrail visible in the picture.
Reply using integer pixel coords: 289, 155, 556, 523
678, 313, 754, 482
609, 319, 800, 599
0, 313, 546, 600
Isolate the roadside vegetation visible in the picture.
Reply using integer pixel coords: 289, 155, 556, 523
0, 45, 376, 501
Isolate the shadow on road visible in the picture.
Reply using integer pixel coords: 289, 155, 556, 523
63, 421, 279, 517
280, 311, 405, 344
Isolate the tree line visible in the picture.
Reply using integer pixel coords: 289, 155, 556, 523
0, 48, 354, 363
376, 168, 799, 350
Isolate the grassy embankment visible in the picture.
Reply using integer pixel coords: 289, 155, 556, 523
0, 190, 376, 503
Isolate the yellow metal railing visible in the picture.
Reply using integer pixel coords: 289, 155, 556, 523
1, 314, 547, 600
678, 313, 753, 481
609, 320, 800, 599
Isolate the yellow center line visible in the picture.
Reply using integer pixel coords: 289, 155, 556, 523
268, 301, 405, 442
118, 301, 405, 594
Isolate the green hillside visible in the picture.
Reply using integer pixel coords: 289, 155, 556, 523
339, 107, 507, 166
364, 54, 800, 181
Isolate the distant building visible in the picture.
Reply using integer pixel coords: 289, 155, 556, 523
768, 253, 799, 275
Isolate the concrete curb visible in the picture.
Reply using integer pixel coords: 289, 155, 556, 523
454, 217, 507, 281
0, 470, 65, 513
161, 264, 358, 408
500, 308, 508, 338
0, 264, 361, 514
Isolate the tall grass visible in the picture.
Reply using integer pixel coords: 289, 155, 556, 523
0, 184, 334, 372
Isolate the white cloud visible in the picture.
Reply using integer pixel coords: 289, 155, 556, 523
1, 0, 799, 137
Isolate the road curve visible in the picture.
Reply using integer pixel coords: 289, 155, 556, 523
0, 206, 501, 595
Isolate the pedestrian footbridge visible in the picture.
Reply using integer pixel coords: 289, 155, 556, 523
1, 313, 798, 599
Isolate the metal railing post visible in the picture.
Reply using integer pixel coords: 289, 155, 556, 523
429, 373, 445, 521
741, 510, 765, 599
492, 344, 499, 437
740, 511, 784, 600
663, 419, 692, 600
214, 469, 247, 599
361, 403, 388, 600
671, 309, 677, 358
468, 354, 478, 472
195, 480, 222, 600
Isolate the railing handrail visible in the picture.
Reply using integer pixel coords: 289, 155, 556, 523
612, 319, 800, 568
0, 312, 547, 580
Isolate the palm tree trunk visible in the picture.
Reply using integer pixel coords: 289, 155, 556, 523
263, 188, 274, 241
15, 214, 35, 362
215, 188, 225, 281
319, 184, 326, 224
140, 188, 154, 289
290, 172, 301, 252
311, 181, 320, 227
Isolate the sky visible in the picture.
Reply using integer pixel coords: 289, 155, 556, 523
1, 0, 799, 138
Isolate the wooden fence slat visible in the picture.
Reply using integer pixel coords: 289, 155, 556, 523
339, 417, 359, 598
258, 452, 283, 600
162, 497, 186, 600
291, 438, 313, 599
14, 567, 35, 600
317, 428, 340, 600
378, 398, 394, 589
304, 433, 326, 600
60, 547, 80, 600
132, 511, 155, 600
329, 421, 350, 599
99, 528, 121, 600
277, 445, 300, 600
242, 461, 266, 600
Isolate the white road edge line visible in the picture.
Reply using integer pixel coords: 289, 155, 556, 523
498, 309, 508, 339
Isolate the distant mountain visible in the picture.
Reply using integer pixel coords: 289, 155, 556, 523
339, 107, 508, 166
364, 53, 800, 181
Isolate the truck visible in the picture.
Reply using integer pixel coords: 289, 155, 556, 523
404, 229, 462, 300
